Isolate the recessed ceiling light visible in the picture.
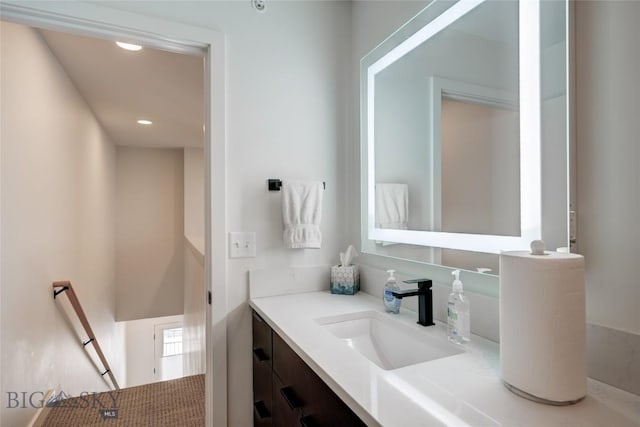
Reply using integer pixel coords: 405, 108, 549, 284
116, 41, 143, 51
137, 119, 153, 125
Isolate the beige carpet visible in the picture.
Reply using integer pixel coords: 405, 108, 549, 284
41, 374, 204, 426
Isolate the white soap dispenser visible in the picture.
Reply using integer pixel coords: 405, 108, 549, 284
383, 269, 401, 314
447, 269, 470, 344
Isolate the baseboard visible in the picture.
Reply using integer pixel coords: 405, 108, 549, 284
587, 323, 640, 396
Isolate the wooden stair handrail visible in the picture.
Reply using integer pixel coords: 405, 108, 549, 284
52, 281, 120, 390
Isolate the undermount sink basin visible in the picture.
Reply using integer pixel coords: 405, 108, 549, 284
316, 311, 464, 370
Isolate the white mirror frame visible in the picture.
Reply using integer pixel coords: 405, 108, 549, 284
366, 0, 541, 254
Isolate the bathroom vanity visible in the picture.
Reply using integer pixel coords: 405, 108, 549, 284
250, 288, 640, 427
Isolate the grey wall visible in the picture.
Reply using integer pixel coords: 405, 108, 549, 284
576, 0, 640, 335
575, 0, 640, 395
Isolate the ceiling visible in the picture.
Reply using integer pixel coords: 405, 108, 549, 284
39, 28, 204, 148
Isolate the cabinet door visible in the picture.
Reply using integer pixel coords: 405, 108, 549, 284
303, 379, 367, 427
253, 357, 272, 427
273, 332, 365, 427
252, 311, 272, 368
272, 333, 310, 401
253, 311, 273, 426
272, 375, 303, 427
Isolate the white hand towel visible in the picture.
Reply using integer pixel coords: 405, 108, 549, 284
375, 183, 409, 229
282, 181, 323, 249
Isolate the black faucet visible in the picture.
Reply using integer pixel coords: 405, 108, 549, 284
392, 279, 435, 327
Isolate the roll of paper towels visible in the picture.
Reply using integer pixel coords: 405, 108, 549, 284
499, 249, 586, 405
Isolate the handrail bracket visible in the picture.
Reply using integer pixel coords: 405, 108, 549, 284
53, 286, 69, 299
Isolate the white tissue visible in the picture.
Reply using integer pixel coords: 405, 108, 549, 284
339, 244, 359, 266
500, 249, 586, 403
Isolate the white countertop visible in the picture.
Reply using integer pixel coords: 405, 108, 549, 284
249, 291, 640, 427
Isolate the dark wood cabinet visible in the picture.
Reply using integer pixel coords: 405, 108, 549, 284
252, 310, 366, 427
252, 311, 273, 426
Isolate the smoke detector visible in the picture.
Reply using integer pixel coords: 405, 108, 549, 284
251, 0, 266, 13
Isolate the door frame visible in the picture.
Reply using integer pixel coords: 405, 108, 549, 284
0, 2, 228, 425
153, 321, 183, 381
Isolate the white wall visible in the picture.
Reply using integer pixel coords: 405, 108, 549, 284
115, 147, 185, 321
0, 21, 125, 426
184, 148, 204, 239
576, 1, 640, 334
124, 314, 183, 387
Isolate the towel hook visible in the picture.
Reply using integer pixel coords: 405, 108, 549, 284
268, 179, 325, 191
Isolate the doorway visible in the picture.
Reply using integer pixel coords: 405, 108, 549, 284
0, 2, 227, 425
155, 321, 184, 381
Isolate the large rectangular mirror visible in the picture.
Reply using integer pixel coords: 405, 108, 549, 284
361, 0, 570, 274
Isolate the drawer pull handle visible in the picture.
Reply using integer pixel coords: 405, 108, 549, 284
300, 415, 319, 427
253, 400, 270, 420
253, 348, 269, 363
280, 386, 302, 410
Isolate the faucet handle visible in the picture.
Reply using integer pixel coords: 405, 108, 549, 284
402, 278, 432, 289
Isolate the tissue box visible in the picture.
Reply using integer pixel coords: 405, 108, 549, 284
330, 265, 359, 295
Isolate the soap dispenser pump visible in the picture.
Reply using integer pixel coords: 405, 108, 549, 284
383, 269, 401, 314
447, 270, 470, 344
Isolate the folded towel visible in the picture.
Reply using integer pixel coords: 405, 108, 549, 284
375, 183, 409, 230
282, 181, 323, 249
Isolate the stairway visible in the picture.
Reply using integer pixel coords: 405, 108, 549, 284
37, 374, 204, 426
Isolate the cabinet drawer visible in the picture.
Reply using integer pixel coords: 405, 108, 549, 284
272, 375, 302, 427
272, 332, 309, 397
253, 358, 272, 427
253, 400, 272, 427
252, 311, 272, 368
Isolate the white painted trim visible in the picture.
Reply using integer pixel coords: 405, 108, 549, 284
0, 2, 206, 54
0, 2, 227, 425
432, 77, 517, 111
153, 321, 183, 381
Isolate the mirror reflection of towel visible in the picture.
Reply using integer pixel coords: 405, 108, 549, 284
375, 183, 408, 229
282, 181, 323, 249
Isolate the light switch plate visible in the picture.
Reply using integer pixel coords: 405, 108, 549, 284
229, 232, 256, 258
